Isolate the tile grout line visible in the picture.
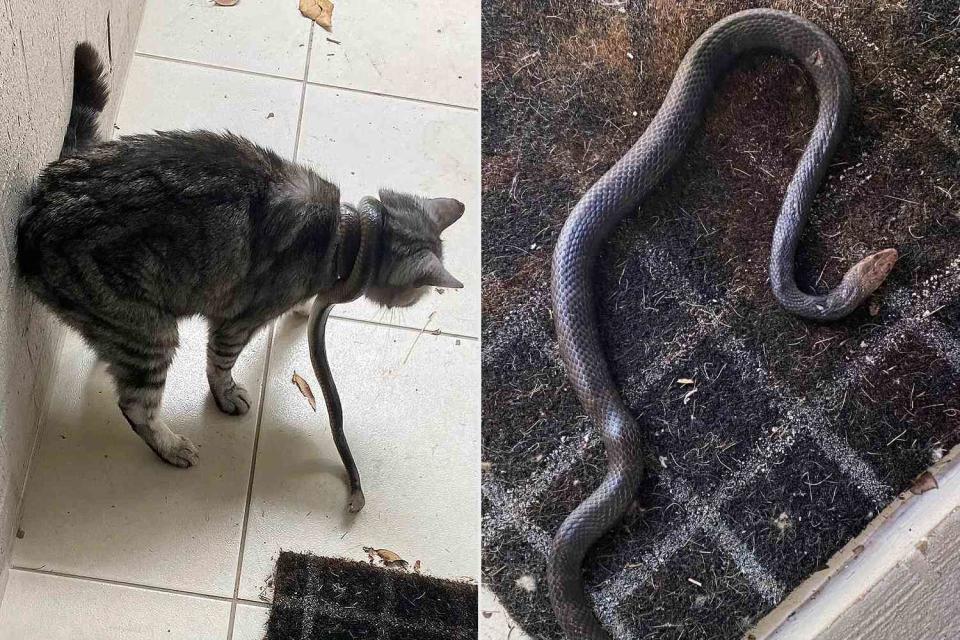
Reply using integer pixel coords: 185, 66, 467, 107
135, 51, 303, 83
7, 565, 274, 608
132, 51, 479, 112
304, 79, 478, 112
225, 320, 278, 640
228, 28, 316, 639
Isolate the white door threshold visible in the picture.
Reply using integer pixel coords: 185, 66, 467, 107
749, 443, 960, 639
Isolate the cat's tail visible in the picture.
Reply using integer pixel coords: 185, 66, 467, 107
62, 42, 109, 157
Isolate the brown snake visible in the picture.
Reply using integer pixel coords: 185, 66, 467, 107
547, 9, 897, 639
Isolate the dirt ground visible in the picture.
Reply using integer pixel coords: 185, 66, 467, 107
481, 1, 959, 638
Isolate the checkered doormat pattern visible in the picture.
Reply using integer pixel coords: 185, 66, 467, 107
265, 552, 478, 639
483, 249, 960, 637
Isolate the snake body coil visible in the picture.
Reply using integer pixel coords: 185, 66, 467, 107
548, 9, 896, 639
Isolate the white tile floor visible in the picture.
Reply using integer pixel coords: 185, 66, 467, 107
480, 585, 534, 640
0, 1, 480, 638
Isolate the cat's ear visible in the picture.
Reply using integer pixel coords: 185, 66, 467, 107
424, 198, 464, 233
416, 253, 463, 289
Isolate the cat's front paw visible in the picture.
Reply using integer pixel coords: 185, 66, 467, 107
159, 434, 199, 468
212, 381, 252, 416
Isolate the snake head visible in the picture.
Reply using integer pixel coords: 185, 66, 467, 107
852, 248, 899, 295
824, 248, 898, 317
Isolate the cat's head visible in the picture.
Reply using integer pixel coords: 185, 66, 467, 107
365, 189, 464, 308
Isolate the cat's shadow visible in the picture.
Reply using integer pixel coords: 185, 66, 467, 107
265, 314, 369, 524
76, 336, 362, 527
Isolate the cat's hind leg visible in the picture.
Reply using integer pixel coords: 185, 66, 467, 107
206, 319, 257, 416
92, 317, 198, 467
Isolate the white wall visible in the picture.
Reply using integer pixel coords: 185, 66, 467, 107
0, 0, 145, 600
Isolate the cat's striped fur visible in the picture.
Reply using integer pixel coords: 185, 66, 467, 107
16, 44, 464, 467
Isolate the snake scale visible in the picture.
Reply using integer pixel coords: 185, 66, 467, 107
547, 9, 897, 639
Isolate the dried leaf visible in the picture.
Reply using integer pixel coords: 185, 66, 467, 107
677, 378, 695, 385
413, 560, 422, 573
362, 546, 409, 569
910, 471, 939, 495
299, 0, 334, 30
291, 372, 317, 411
376, 549, 403, 564
258, 575, 274, 602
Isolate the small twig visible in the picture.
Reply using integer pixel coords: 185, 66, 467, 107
885, 429, 908, 447
883, 194, 921, 205
403, 311, 437, 364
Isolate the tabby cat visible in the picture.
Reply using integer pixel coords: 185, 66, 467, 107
17, 44, 465, 468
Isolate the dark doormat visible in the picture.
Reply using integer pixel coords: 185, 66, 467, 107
264, 551, 478, 640
481, 1, 959, 639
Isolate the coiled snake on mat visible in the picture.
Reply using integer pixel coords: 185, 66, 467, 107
548, 9, 897, 639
